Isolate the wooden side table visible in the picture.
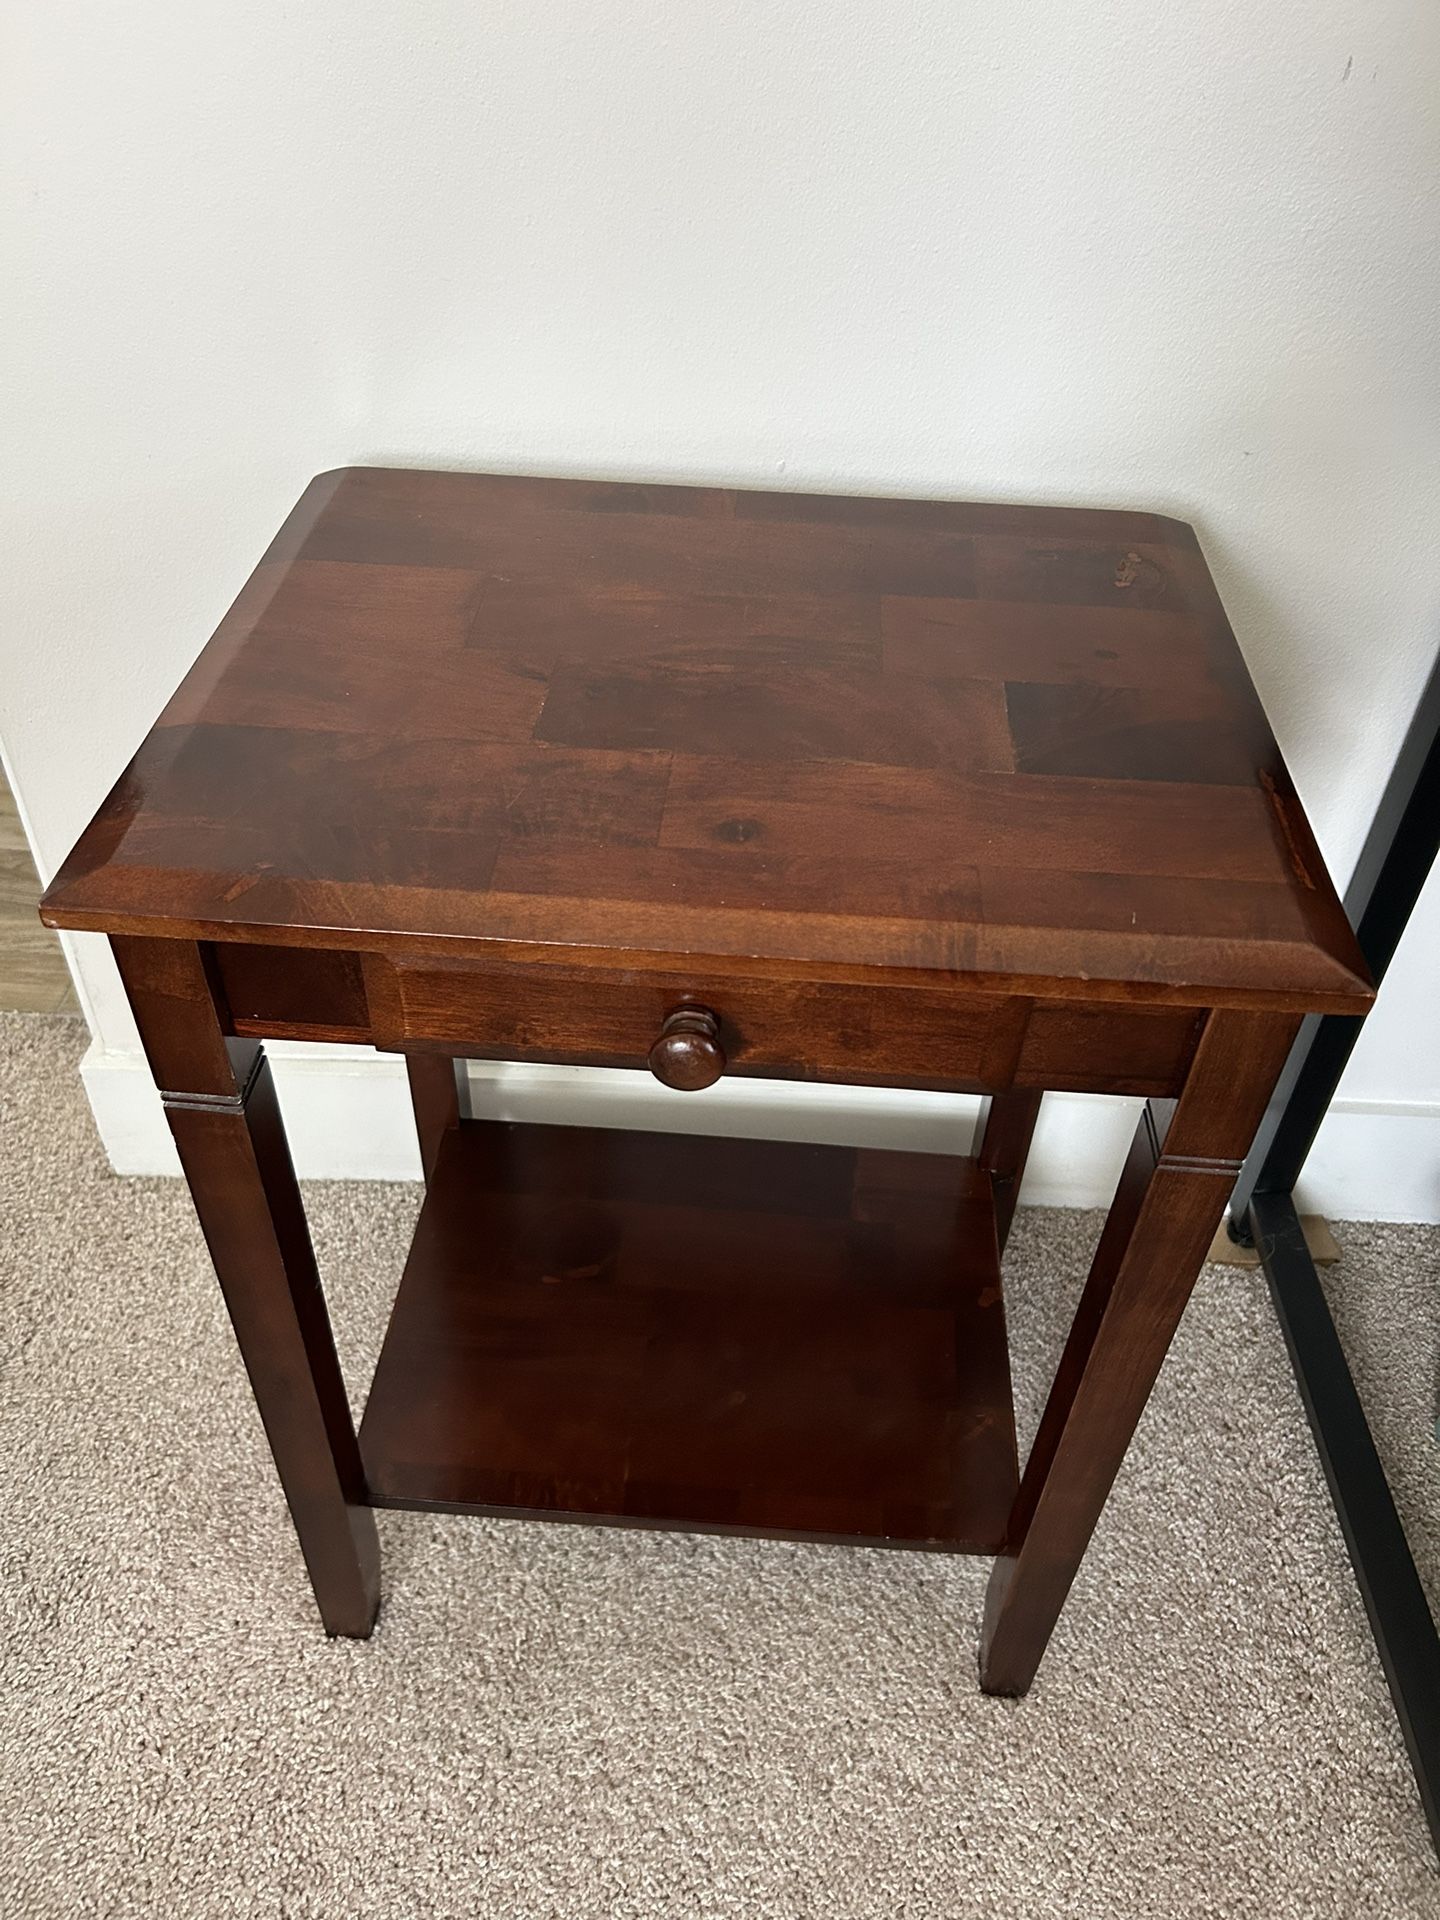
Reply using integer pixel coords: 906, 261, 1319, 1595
41, 469, 1371, 1694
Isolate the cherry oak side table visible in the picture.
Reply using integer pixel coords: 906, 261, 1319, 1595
41, 469, 1372, 1695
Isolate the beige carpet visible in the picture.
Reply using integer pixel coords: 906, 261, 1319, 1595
1, 1011, 1437, 1918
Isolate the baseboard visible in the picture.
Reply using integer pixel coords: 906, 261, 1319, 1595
76, 1043, 1440, 1223
1294, 1102, 1440, 1226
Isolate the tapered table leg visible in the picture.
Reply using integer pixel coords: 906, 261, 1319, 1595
113, 936, 381, 1637
979, 1009, 1300, 1696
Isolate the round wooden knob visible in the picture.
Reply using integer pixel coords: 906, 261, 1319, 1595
647, 1006, 725, 1091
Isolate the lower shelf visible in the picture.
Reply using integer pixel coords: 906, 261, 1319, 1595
359, 1120, 1018, 1552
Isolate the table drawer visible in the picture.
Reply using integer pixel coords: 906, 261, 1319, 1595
364, 954, 1031, 1095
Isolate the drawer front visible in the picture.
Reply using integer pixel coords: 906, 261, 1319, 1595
363, 954, 1203, 1097
364, 954, 1030, 1095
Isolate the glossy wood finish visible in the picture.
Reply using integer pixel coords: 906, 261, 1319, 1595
979, 1009, 1301, 1694
213, 941, 370, 1043
362, 949, 1207, 1097
110, 935, 379, 1637
209, 937, 1208, 1095
42, 468, 1369, 1015
360, 1121, 1018, 1550
646, 1005, 726, 1091
46, 470, 1374, 1686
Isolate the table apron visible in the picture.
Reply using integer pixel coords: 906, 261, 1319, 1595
209, 941, 1205, 1098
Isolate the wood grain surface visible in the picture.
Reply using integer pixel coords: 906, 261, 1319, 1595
111, 935, 380, 1637
359, 1118, 1018, 1552
41, 468, 1369, 1013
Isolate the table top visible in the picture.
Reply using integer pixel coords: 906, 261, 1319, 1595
42, 467, 1370, 1011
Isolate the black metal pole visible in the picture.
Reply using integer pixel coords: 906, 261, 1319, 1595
1229, 649, 1440, 1853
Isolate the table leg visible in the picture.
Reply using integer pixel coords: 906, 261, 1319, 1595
112, 936, 381, 1637
405, 1055, 469, 1184
979, 1009, 1300, 1695
976, 1090, 1044, 1255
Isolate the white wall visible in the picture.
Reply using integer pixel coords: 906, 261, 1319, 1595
4, 2, 1439, 1217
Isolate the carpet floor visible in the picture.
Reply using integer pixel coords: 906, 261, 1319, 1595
1, 1011, 1438, 1918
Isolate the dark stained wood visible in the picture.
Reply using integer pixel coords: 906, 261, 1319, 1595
978, 1009, 1302, 1696
40, 467, 1369, 1013
359, 1121, 1018, 1551
110, 935, 380, 1637
646, 1005, 725, 1091
364, 951, 1032, 1092
535, 658, 1016, 772
196, 934, 1208, 1095
43, 470, 1374, 1684
882, 595, 1219, 696
659, 757, 1287, 882
1012, 1001, 1203, 1095
363, 952, 1200, 1098
212, 941, 371, 1042
977, 1090, 1045, 1255
1004, 680, 1258, 786
405, 1055, 463, 1184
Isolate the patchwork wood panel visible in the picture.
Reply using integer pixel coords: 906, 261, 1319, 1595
42, 467, 1368, 1014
